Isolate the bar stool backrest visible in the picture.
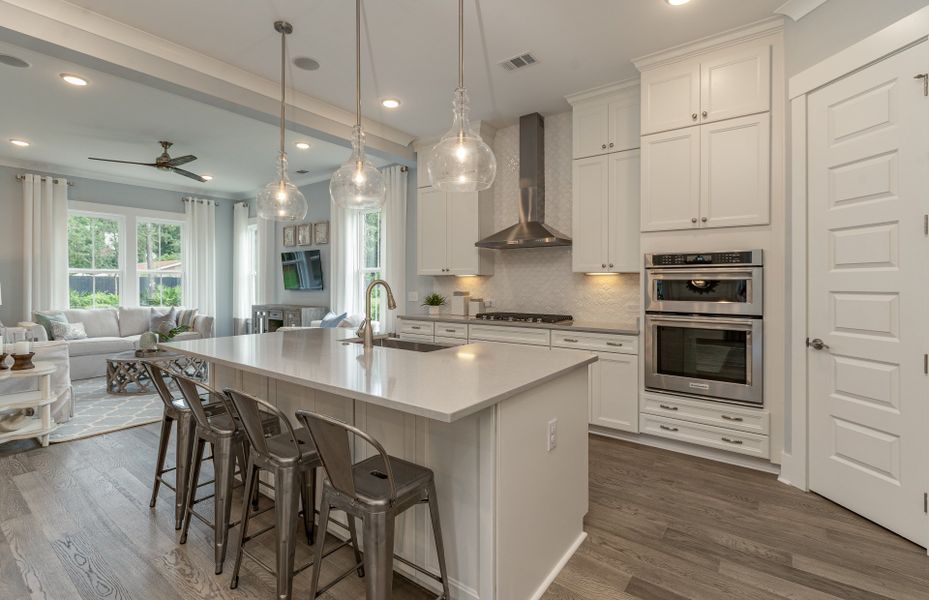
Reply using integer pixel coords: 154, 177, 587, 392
295, 410, 397, 501
172, 374, 231, 435
144, 362, 180, 411
223, 388, 300, 464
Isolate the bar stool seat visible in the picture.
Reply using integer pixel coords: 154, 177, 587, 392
351, 455, 434, 507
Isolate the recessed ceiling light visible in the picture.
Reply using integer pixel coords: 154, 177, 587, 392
10, 139, 30, 147
293, 56, 320, 71
381, 98, 401, 109
666, 0, 691, 5
295, 141, 311, 150
201, 175, 214, 181
60, 73, 88, 86
0, 54, 30, 69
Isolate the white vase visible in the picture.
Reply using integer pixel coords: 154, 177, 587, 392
428, 306, 441, 316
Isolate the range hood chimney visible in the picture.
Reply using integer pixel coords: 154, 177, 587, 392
475, 113, 571, 249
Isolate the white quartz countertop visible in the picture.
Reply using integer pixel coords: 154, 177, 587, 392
399, 314, 640, 336
163, 328, 596, 423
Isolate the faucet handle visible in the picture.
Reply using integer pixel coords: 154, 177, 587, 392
355, 318, 368, 338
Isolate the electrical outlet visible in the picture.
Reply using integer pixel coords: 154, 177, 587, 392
407, 291, 419, 303
484, 299, 495, 308
547, 418, 558, 452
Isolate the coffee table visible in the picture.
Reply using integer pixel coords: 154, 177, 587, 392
105, 350, 207, 395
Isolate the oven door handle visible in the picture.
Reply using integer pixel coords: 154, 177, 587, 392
646, 314, 758, 328
647, 268, 758, 280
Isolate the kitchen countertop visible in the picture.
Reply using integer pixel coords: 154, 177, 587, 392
398, 314, 640, 336
163, 328, 596, 423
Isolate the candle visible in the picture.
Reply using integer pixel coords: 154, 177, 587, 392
13, 341, 30, 355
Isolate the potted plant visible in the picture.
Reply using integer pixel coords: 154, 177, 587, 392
422, 293, 447, 316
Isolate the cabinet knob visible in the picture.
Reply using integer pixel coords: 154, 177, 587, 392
608, 142, 614, 148
601, 263, 607, 268
702, 110, 708, 118
691, 217, 698, 224
608, 263, 614, 268
701, 217, 708, 223
691, 113, 698, 120
601, 144, 607, 149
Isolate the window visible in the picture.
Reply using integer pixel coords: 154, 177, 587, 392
137, 221, 183, 306
358, 210, 383, 324
67, 214, 121, 308
247, 222, 259, 308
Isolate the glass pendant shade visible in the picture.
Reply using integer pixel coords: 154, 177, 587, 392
257, 153, 308, 221
428, 87, 496, 192
330, 125, 386, 211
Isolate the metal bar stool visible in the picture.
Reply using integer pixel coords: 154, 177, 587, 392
296, 410, 451, 600
145, 361, 224, 529
223, 388, 363, 600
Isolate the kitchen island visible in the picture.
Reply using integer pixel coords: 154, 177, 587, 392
164, 328, 596, 600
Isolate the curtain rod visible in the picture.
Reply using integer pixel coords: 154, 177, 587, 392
182, 196, 219, 206
15, 174, 74, 187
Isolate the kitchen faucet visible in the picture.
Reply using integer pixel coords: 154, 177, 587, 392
357, 279, 397, 349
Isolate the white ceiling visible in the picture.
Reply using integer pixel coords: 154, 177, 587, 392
0, 40, 389, 197
60, 0, 785, 139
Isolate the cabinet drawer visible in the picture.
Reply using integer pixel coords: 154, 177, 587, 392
552, 330, 637, 355
434, 336, 468, 346
398, 333, 434, 343
434, 322, 468, 339
468, 325, 551, 347
640, 413, 769, 459
399, 320, 435, 336
641, 394, 769, 434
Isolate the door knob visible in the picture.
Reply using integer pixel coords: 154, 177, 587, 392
807, 338, 829, 350
692, 113, 698, 120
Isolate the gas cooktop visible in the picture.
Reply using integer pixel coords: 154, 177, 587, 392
474, 312, 573, 324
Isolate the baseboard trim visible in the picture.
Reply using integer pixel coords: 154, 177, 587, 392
590, 427, 781, 475
529, 531, 588, 600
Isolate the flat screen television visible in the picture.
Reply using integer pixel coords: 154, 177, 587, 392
281, 250, 324, 291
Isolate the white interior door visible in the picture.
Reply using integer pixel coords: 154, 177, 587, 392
808, 41, 929, 547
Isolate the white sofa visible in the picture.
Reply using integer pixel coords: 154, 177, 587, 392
32, 307, 213, 380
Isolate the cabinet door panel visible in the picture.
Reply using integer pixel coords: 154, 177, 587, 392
607, 150, 641, 272
572, 155, 610, 273
701, 45, 771, 123
641, 127, 700, 232
417, 187, 447, 275
590, 353, 638, 432
609, 100, 640, 153
641, 62, 700, 135
700, 113, 770, 228
447, 191, 481, 274
573, 103, 610, 159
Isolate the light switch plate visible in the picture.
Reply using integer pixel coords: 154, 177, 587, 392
407, 291, 419, 303
547, 418, 558, 452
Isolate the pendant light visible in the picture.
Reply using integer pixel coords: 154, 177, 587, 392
330, 0, 386, 211
427, 0, 496, 192
257, 21, 308, 222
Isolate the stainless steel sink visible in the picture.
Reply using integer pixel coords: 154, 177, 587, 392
345, 337, 448, 352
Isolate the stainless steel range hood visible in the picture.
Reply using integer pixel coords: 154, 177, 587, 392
476, 113, 571, 249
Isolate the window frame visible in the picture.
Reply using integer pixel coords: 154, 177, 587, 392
66, 210, 126, 309
136, 218, 185, 308
356, 208, 384, 326
246, 219, 259, 310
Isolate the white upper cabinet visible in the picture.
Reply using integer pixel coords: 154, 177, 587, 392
641, 127, 701, 232
701, 46, 771, 124
700, 113, 770, 228
641, 44, 771, 135
417, 187, 448, 275
568, 82, 640, 159
447, 191, 482, 274
641, 62, 701, 135
607, 150, 641, 272
609, 99, 641, 154
572, 155, 610, 272
417, 187, 494, 276
572, 103, 611, 159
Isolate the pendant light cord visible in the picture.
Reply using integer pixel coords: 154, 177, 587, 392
279, 25, 286, 172
458, 0, 464, 89
356, 0, 362, 128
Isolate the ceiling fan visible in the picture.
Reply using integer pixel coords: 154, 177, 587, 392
88, 141, 208, 182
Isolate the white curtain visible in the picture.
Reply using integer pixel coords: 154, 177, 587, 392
232, 201, 251, 334
255, 215, 276, 304
22, 174, 69, 318
182, 198, 216, 317
380, 166, 408, 334
330, 197, 362, 317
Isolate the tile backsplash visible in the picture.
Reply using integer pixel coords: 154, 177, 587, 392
432, 111, 641, 324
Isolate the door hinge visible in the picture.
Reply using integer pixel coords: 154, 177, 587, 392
916, 73, 929, 96
924, 215, 928, 236
923, 492, 927, 514
924, 354, 928, 374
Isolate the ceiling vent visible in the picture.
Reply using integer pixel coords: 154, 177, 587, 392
0, 54, 30, 68
499, 52, 538, 72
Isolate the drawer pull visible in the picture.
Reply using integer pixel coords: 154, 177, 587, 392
444, 329, 457, 333
563, 338, 579, 343
606, 342, 624, 347
659, 424, 679, 432
721, 437, 744, 445
721, 415, 744, 422
658, 404, 678, 411
411, 326, 422, 330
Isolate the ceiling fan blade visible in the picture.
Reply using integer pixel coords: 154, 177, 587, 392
166, 154, 197, 167
170, 167, 207, 182
88, 157, 158, 166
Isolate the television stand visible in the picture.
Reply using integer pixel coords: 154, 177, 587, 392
251, 304, 328, 333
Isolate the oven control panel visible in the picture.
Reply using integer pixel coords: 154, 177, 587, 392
647, 250, 761, 267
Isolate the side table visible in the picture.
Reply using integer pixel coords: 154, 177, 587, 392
0, 361, 59, 447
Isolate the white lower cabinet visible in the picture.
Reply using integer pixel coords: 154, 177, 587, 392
589, 352, 638, 433
398, 333, 434, 343
640, 413, 770, 459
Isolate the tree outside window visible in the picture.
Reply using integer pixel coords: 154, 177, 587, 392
137, 221, 183, 306
67, 215, 121, 308
359, 210, 383, 325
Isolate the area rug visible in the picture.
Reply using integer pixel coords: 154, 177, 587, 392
49, 377, 163, 443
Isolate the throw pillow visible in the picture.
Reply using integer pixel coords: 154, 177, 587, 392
320, 312, 348, 328
176, 308, 199, 327
35, 312, 68, 339
50, 321, 88, 341
151, 306, 178, 335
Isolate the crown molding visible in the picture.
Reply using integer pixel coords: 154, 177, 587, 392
633, 15, 785, 71
774, 0, 828, 22
0, 0, 415, 160
565, 77, 639, 106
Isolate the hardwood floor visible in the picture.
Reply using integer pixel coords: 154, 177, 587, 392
2, 427, 928, 600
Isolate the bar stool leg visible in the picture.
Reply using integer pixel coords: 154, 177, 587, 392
426, 482, 451, 599
348, 515, 364, 578
362, 511, 395, 600
149, 413, 173, 508
308, 496, 331, 599
275, 466, 299, 600
299, 468, 317, 545
174, 414, 196, 530
230, 460, 258, 590
179, 437, 207, 545
213, 436, 237, 574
